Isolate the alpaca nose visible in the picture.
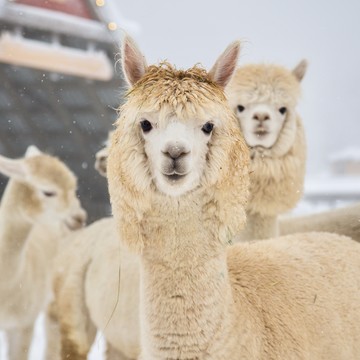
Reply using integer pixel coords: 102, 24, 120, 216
253, 112, 270, 122
163, 144, 189, 160
95, 154, 108, 176
71, 210, 87, 229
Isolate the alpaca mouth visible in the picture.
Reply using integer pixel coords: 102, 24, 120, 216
65, 218, 86, 231
164, 173, 186, 182
254, 128, 268, 137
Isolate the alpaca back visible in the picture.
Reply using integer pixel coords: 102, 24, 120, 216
228, 232, 360, 359
280, 203, 360, 242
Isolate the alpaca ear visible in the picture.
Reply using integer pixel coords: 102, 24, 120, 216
25, 145, 42, 158
292, 59, 308, 82
121, 35, 147, 87
209, 41, 241, 88
0, 155, 28, 181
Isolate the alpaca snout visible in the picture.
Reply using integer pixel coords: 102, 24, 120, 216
162, 156, 189, 177
66, 209, 87, 230
162, 143, 190, 160
253, 112, 270, 122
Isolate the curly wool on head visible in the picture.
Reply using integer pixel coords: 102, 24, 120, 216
123, 62, 228, 123
228, 64, 302, 106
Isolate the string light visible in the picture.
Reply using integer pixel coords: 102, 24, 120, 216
96, 0, 105, 7
108, 22, 117, 31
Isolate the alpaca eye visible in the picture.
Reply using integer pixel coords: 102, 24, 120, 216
140, 120, 153, 133
237, 105, 245, 112
43, 191, 56, 197
201, 122, 214, 135
279, 107, 287, 115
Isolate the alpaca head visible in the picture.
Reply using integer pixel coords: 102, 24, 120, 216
226, 60, 307, 157
108, 36, 250, 251
0, 146, 87, 230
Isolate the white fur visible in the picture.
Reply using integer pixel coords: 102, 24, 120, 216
0, 147, 86, 359
141, 115, 214, 197
237, 102, 287, 148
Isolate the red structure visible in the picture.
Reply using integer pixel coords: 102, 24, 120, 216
15, 0, 96, 20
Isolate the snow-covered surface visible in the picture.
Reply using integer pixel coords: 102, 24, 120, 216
0, 32, 114, 81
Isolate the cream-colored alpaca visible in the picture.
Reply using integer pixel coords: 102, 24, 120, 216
51, 217, 140, 360
226, 61, 307, 240
280, 202, 360, 242
106, 36, 360, 359
51, 199, 139, 358
44, 134, 127, 360
53, 52, 360, 359
0, 146, 86, 360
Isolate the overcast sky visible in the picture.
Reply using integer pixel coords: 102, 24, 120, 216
114, 0, 360, 175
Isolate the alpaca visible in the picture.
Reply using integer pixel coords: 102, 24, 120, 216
46, 146, 136, 360
53, 46, 360, 359
106, 35, 360, 359
226, 61, 307, 240
51, 217, 139, 360
53, 71, 360, 360
0, 146, 86, 360
280, 202, 360, 242
50, 173, 139, 359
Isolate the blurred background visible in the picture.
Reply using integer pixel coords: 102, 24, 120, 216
0, 0, 359, 358
1, 0, 359, 224
0, 0, 360, 224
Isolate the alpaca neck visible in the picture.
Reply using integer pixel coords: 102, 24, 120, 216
0, 180, 33, 278
238, 213, 278, 241
139, 196, 236, 359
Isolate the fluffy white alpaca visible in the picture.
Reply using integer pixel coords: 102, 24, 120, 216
51, 217, 139, 360
106, 36, 360, 359
51, 205, 139, 358
52, 49, 360, 360
280, 202, 360, 242
226, 61, 307, 240
47, 134, 136, 360
0, 146, 86, 360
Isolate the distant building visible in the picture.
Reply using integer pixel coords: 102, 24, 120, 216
293, 147, 360, 215
0, 0, 129, 222
329, 147, 360, 176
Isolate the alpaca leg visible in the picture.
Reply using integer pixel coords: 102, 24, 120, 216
60, 335, 87, 360
44, 301, 61, 360
60, 320, 96, 360
6, 324, 34, 360
106, 342, 132, 360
